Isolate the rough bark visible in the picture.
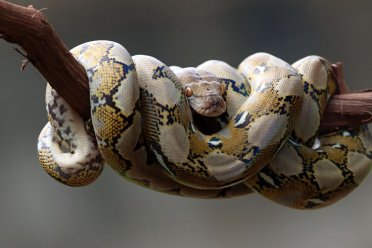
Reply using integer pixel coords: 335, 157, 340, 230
0, 0, 90, 119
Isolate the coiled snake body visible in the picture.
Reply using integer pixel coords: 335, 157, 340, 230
37, 41, 372, 209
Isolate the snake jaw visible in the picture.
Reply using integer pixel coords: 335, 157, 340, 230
190, 94, 226, 117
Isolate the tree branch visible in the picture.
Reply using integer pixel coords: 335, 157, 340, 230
0, 0, 371, 133
0, 0, 90, 120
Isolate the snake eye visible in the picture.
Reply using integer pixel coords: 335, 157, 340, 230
185, 87, 193, 97
220, 84, 225, 94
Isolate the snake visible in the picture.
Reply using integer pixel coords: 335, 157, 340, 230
37, 40, 372, 209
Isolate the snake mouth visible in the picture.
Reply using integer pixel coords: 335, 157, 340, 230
194, 95, 227, 117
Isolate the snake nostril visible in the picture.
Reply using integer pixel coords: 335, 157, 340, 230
210, 98, 220, 107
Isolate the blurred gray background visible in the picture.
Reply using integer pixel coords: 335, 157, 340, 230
1, 0, 372, 247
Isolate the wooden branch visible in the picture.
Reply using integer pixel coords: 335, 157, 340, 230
320, 89, 372, 133
319, 62, 372, 133
0, 0, 371, 133
0, 0, 90, 120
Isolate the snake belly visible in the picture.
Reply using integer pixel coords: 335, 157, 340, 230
37, 40, 372, 208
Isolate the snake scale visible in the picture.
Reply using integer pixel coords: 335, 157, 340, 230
37, 40, 372, 209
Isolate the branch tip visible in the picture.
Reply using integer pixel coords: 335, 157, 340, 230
21, 59, 30, 71
31, 7, 48, 19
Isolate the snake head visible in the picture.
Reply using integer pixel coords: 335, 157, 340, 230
176, 67, 227, 117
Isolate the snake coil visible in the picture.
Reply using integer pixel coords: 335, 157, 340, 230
37, 40, 372, 209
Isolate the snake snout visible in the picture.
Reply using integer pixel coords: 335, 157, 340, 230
199, 94, 226, 117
